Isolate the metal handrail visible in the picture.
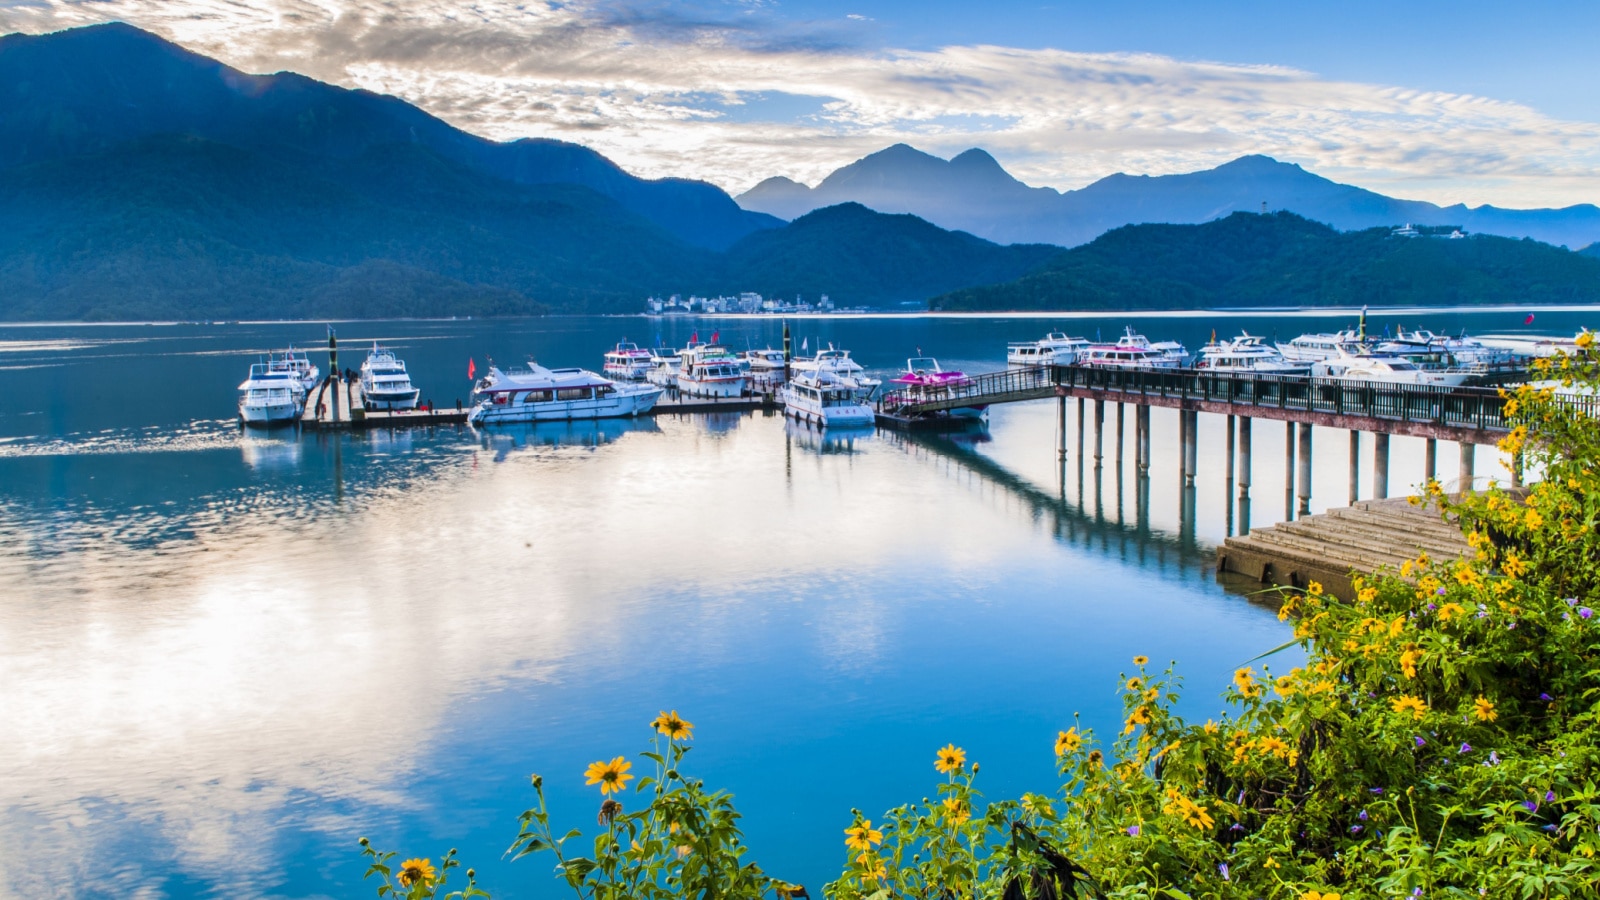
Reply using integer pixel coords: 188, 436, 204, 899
878, 363, 1600, 432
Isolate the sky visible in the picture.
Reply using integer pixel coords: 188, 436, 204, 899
2, 0, 1598, 208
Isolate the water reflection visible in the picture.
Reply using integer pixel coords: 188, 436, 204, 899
239, 429, 304, 471
475, 417, 660, 458
783, 420, 875, 455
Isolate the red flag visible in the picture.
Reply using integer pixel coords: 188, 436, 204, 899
468, 357, 476, 380
691, 330, 699, 343
711, 330, 720, 344
1525, 314, 1536, 325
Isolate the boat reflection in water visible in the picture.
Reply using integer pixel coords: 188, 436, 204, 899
476, 416, 661, 460
784, 419, 875, 455
238, 431, 304, 471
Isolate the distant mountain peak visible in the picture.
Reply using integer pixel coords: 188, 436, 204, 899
951, 148, 1000, 167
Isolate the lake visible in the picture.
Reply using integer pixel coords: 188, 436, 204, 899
0, 308, 1576, 899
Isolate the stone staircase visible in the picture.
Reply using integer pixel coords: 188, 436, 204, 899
1217, 497, 1473, 601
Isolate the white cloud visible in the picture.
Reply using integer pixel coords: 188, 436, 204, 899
3, 0, 1598, 207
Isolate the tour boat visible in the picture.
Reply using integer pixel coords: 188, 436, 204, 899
780, 369, 876, 427
1374, 328, 1514, 370
602, 342, 655, 380
360, 343, 421, 411
741, 348, 787, 374
1276, 329, 1370, 363
1007, 332, 1091, 366
1310, 349, 1471, 386
271, 346, 321, 395
887, 357, 987, 419
1194, 332, 1309, 375
468, 363, 662, 424
237, 362, 305, 426
1080, 330, 1186, 369
676, 344, 751, 398
792, 345, 881, 395
645, 347, 682, 387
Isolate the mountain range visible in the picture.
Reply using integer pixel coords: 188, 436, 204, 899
738, 145, 1600, 250
0, 24, 1049, 320
935, 212, 1600, 312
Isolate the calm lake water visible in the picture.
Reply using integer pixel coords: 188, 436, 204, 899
0, 309, 1582, 899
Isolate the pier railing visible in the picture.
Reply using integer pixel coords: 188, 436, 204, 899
879, 363, 1598, 435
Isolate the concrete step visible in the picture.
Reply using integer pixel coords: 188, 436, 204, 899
1274, 519, 1463, 562
1242, 529, 1417, 571
1327, 506, 1470, 544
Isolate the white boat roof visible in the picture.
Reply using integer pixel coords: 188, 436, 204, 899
478, 363, 610, 392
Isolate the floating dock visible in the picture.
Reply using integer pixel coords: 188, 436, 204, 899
1216, 496, 1472, 601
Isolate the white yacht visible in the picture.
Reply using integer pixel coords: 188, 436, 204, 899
358, 344, 421, 411
1007, 333, 1091, 367
1375, 328, 1514, 370
780, 369, 876, 427
741, 348, 787, 374
1277, 329, 1369, 363
271, 346, 321, 395
1080, 330, 1186, 370
602, 342, 655, 380
1195, 333, 1309, 375
791, 345, 881, 396
1311, 349, 1471, 386
238, 362, 305, 426
645, 346, 682, 387
468, 363, 662, 424
677, 344, 750, 398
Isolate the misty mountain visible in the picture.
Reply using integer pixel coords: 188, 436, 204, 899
0, 22, 780, 250
739, 147, 1600, 250
935, 211, 1600, 312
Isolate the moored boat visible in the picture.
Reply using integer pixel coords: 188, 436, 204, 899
1194, 332, 1309, 375
360, 343, 421, 411
1311, 349, 1470, 386
271, 346, 321, 395
792, 345, 881, 396
885, 357, 987, 419
780, 369, 876, 427
741, 348, 787, 374
468, 363, 662, 424
1080, 329, 1186, 370
1007, 332, 1091, 367
602, 342, 655, 380
677, 344, 750, 398
238, 362, 305, 426
645, 346, 682, 387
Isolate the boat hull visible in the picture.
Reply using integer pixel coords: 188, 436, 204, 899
239, 401, 301, 426
363, 388, 420, 410
677, 374, 749, 398
468, 386, 662, 425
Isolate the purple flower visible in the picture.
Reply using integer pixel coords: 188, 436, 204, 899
1566, 597, 1579, 606
1427, 603, 1437, 610
1460, 743, 1473, 754
1547, 791, 1557, 802
1350, 824, 1364, 834
1237, 790, 1245, 804
1524, 800, 1539, 813
1488, 750, 1501, 766
1412, 890, 1423, 899
1218, 863, 1230, 880
1230, 823, 1244, 832
1436, 587, 1447, 595
1543, 824, 1559, 832
1126, 825, 1140, 836
1508, 622, 1518, 629
1415, 736, 1427, 747
1359, 810, 1369, 821
1370, 787, 1385, 794
1541, 693, 1554, 701
1581, 608, 1593, 619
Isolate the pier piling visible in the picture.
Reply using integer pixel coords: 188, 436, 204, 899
1348, 430, 1360, 505
1424, 438, 1438, 485
1137, 405, 1151, 474
1093, 399, 1105, 468
1181, 410, 1198, 487
1225, 414, 1236, 488
1056, 395, 1066, 461
1237, 416, 1252, 501
1460, 442, 1476, 489
1116, 402, 1125, 466
1297, 422, 1313, 516
1285, 422, 1296, 519
1374, 433, 1390, 499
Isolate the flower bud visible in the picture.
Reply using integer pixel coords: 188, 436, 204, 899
531, 774, 544, 789
358, 837, 369, 846
467, 869, 476, 879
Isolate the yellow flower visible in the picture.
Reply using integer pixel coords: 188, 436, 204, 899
1143, 687, 1159, 702
1437, 602, 1465, 622
1133, 655, 1149, 666
1578, 330, 1596, 350
1526, 508, 1544, 530
1474, 696, 1498, 722
1203, 720, 1219, 734
1301, 891, 1342, 900
1399, 646, 1421, 679
855, 852, 887, 881
844, 820, 884, 851
942, 796, 971, 825
1258, 736, 1289, 758
1274, 674, 1296, 695
1233, 667, 1261, 698
651, 710, 694, 741
398, 858, 436, 888
1054, 728, 1083, 756
1126, 706, 1152, 730
1357, 586, 1378, 604
1388, 616, 1406, 639
1126, 677, 1144, 691
1306, 581, 1324, 597
934, 744, 966, 774
1391, 695, 1428, 720
585, 756, 635, 795
1165, 795, 1213, 830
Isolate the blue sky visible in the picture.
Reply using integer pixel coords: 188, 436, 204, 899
2, 0, 1597, 206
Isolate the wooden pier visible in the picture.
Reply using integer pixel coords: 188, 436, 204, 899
1216, 496, 1472, 601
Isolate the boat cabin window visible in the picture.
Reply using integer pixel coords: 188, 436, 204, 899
556, 387, 592, 401
596, 384, 615, 396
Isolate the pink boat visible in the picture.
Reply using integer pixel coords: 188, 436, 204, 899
886, 357, 988, 419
